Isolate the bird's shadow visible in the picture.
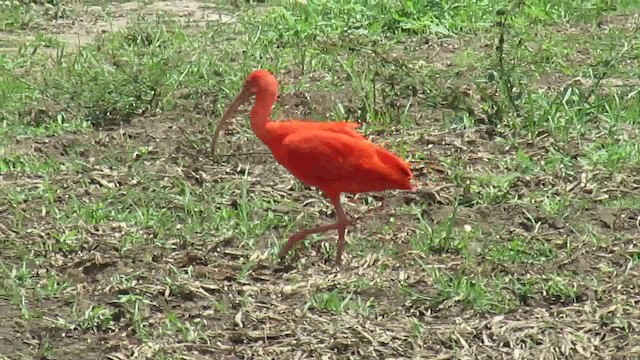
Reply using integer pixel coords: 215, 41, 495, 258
272, 261, 297, 274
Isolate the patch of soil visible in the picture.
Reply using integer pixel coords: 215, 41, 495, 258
276, 89, 351, 120
598, 10, 640, 30
0, 302, 26, 356
1, 0, 233, 54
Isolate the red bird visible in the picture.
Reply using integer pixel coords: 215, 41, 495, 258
210, 69, 414, 265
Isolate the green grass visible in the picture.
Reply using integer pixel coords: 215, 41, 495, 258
1, 0, 640, 358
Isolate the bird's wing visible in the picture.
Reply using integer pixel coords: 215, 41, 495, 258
274, 123, 413, 195
280, 131, 396, 188
279, 129, 374, 183
279, 120, 368, 141
322, 121, 368, 140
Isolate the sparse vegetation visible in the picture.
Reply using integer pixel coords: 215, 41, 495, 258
1, 0, 640, 358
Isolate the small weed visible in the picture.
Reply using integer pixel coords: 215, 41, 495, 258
410, 205, 480, 255
486, 235, 557, 264
305, 289, 376, 316
541, 275, 580, 303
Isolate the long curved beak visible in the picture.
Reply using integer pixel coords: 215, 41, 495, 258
210, 88, 252, 159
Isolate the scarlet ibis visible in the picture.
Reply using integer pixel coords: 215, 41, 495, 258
211, 69, 413, 265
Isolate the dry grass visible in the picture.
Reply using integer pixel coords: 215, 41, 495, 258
1, 0, 640, 359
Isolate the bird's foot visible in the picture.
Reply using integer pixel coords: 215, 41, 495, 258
278, 232, 307, 259
278, 219, 353, 265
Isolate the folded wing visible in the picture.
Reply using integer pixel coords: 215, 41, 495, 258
278, 129, 412, 197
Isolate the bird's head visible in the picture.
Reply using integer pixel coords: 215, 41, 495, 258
243, 69, 278, 96
210, 69, 278, 159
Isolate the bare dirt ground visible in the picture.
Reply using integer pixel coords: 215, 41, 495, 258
0, 0, 234, 52
1, 1, 640, 360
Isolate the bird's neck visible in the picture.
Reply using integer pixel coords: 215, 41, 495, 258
250, 91, 277, 142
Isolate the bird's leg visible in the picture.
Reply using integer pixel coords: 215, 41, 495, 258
278, 195, 352, 265
332, 196, 349, 266
279, 222, 342, 258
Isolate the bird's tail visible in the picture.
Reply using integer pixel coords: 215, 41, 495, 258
375, 146, 413, 191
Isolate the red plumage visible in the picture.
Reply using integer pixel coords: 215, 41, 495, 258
210, 69, 414, 265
